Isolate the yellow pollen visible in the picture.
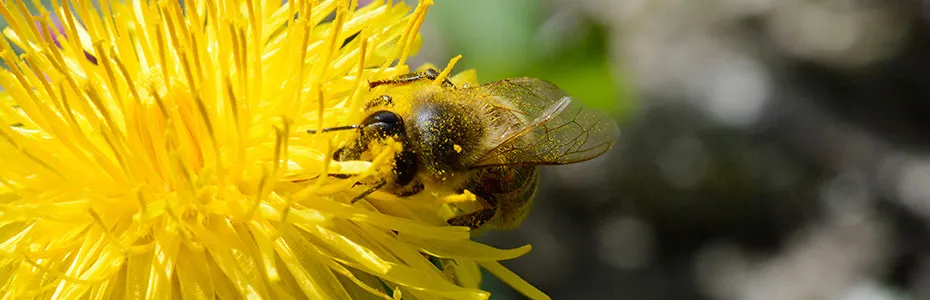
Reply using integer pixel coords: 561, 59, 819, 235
442, 189, 477, 204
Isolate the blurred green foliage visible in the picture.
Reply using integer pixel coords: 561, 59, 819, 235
425, 0, 634, 119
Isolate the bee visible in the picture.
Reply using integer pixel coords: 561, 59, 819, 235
310, 69, 620, 230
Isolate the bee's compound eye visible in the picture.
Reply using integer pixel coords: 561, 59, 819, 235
362, 110, 405, 137
393, 150, 417, 186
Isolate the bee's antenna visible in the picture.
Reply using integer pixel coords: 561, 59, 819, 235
306, 124, 361, 134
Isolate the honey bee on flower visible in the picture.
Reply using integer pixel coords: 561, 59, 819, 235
315, 66, 619, 231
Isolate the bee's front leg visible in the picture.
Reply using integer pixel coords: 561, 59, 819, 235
350, 179, 388, 204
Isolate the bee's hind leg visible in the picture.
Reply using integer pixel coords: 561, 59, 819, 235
447, 208, 494, 229
447, 189, 497, 228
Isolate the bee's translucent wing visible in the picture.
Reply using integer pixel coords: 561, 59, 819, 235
466, 78, 620, 167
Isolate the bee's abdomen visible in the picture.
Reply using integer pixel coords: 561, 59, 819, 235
409, 101, 485, 177
473, 166, 540, 229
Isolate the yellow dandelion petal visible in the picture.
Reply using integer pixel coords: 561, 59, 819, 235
0, 0, 549, 299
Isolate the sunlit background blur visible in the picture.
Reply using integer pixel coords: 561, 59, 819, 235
410, 0, 930, 299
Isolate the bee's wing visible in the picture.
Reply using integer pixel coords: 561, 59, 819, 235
467, 78, 620, 168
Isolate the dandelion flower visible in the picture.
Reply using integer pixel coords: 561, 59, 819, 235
0, 0, 548, 299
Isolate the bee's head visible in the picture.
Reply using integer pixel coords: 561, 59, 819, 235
359, 110, 405, 138
333, 110, 406, 161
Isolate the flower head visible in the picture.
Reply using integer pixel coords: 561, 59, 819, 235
0, 0, 547, 299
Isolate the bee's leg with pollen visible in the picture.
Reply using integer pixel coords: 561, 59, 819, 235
446, 190, 497, 228
364, 95, 395, 110
368, 68, 455, 89
447, 207, 495, 229
395, 182, 424, 197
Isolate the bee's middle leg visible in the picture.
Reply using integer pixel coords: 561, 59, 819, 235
368, 68, 455, 89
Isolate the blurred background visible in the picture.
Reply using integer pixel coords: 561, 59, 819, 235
407, 0, 930, 299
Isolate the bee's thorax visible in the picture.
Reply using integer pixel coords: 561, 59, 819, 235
405, 99, 486, 183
